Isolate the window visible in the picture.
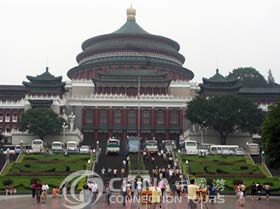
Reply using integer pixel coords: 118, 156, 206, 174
113, 109, 122, 126
99, 110, 108, 126
156, 110, 165, 126
127, 110, 136, 127
12, 112, 17, 122
5, 111, 10, 122
170, 110, 179, 126
142, 110, 150, 127
84, 109, 93, 124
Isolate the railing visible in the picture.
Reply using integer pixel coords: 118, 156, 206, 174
70, 94, 192, 101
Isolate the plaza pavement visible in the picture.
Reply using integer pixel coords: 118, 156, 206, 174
0, 194, 279, 209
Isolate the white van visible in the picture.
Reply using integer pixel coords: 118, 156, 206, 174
179, 140, 198, 155
66, 141, 79, 153
51, 141, 64, 153
32, 139, 44, 153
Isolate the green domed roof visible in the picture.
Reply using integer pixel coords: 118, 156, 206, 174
113, 20, 148, 34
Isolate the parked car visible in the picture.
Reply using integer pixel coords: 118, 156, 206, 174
235, 147, 245, 155
80, 145, 91, 154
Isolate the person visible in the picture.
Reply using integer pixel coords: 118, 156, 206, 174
234, 184, 239, 198
238, 188, 245, 207
121, 180, 127, 206
240, 182, 246, 197
158, 179, 166, 197
105, 182, 111, 205
52, 186, 59, 198
208, 183, 216, 203
127, 183, 131, 201
251, 182, 257, 200
136, 179, 142, 197
31, 181, 36, 199
130, 180, 135, 200
107, 168, 112, 178
35, 180, 42, 204
83, 183, 90, 204
121, 167, 126, 178
176, 182, 181, 197
171, 182, 176, 196
91, 181, 98, 203
41, 182, 49, 203
187, 179, 199, 209
150, 184, 161, 209
264, 183, 271, 200
257, 183, 263, 200
113, 168, 117, 177
5, 185, 12, 196
101, 167, 106, 177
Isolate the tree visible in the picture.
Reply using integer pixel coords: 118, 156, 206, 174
261, 99, 280, 169
267, 69, 275, 85
186, 96, 263, 144
19, 108, 64, 140
227, 67, 267, 87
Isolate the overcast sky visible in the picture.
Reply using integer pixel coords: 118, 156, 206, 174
0, 0, 279, 85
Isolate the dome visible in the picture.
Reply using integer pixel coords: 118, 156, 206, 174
67, 7, 194, 81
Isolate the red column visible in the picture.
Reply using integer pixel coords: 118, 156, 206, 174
9, 109, 13, 132
179, 108, 183, 133
94, 107, 99, 140
109, 108, 112, 137
2, 109, 5, 132
122, 108, 127, 140
165, 108, 169, 140
151, 108, 155, 139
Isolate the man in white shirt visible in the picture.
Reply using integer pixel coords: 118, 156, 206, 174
41, 182, 49, 203
91, 182, 98, 203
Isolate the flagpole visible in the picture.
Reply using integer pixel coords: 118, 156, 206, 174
137, 76, 140, 176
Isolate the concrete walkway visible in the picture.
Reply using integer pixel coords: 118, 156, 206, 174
0, 194, 279, 209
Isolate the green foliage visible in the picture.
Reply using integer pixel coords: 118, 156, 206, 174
186, 95, 263, 144
261, 99, 280, 169
19, 108, 65, 140
227, 67, 268, 87
129, 154, 145, 170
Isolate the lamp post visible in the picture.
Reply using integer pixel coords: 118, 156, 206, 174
96, 140, 100, 165
6, 148, 10, 163
185, 160, 189, 182
62, 122, 68, 145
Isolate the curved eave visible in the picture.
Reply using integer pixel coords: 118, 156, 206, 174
26, 75, 63, 82
67, 61, 193, 80
76, 47, 185, 64
81, 33, 180, 52
202, 77, 239, 84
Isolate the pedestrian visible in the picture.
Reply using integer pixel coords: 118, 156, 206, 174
113, 168, 117, 177
91, 181, 98, 203
187, 179, 199, 209
264, 183, 271, 200
257, 183, 263, 200
107, 168, 112, 178
41, 182, 49, 203
151, 183, 161, 209
5, 185, 12, 196
121, 167, 126, 178
101, 167, 106, 177
240, 182, 246, 197
83, 183, 90, 204
52, 186, 59, 198
251, 182, 257, 200
31, 181, 36, 199
121, 180, 127, 206
105, 182, 111, 205
238, 188, 245, 207
137, 179, 142, 197
35, 180, 42, 204
176, 182, 181, 197
158, 179, 166, 197
208, 183, 216, 203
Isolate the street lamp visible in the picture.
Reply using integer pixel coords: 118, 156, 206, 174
62, 122, 68, 145
6, 148, 10, 163
185, 160, 189, 182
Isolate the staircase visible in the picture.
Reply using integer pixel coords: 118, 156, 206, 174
95, 148, 128, 189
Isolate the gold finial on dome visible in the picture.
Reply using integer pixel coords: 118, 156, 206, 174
127, 6, 136, 21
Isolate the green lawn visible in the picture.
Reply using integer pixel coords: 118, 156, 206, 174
177, 154, 280, 192
0, 153, 94, 193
